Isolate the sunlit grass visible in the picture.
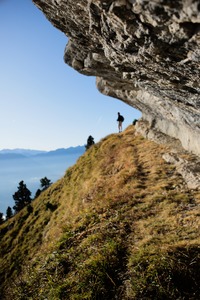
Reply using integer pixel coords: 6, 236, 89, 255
0, 125, 200, 299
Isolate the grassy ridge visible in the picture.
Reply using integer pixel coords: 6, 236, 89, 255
0, 126, 200, 299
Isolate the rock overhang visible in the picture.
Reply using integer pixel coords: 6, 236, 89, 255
32, 0, 200, 156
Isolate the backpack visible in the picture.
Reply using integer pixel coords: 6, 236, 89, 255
121, 115, 124, 122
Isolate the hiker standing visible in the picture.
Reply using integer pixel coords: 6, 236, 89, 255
117, 112, 124, 133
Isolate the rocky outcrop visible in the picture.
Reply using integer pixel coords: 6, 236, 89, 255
32, 0, 200, 157
135, 119, 200, 189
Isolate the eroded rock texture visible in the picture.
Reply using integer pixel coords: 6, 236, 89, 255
33, 0, 200, 156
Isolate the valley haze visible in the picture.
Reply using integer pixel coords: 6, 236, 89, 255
0, 146, 85, 215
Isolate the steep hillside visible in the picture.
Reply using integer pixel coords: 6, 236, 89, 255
0, 126, 200, 299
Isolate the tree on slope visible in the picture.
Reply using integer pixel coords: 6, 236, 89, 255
13, 181, 32, 213
6, 206, 13, 220
85, 135, 95, 150
40, 177, 52, 191
34, 177, 52, 199
0, 212, 4, 225
34, 188, 42, 199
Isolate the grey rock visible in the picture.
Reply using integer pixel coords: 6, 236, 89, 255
32, 0, 200, 185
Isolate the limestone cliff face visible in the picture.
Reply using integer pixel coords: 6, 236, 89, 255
33, 0, 200, 156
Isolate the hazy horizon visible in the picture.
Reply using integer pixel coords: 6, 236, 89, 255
0, 145, 84, 152
0, 148, 85, 215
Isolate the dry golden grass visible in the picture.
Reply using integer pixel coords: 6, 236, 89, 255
0, 125, 200, 299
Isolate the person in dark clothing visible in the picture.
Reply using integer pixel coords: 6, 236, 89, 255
117, 112, 124, 133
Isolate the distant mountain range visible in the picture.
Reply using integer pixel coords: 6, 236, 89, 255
0, 146, 85, 159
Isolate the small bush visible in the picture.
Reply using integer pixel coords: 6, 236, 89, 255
45, 201, 58, 212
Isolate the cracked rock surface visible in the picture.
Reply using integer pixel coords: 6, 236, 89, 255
33, 0, 200, 157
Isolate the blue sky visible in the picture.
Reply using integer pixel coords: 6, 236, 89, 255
0, 0, 141, 151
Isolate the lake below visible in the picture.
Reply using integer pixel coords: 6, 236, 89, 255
0, 153, 82, 215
